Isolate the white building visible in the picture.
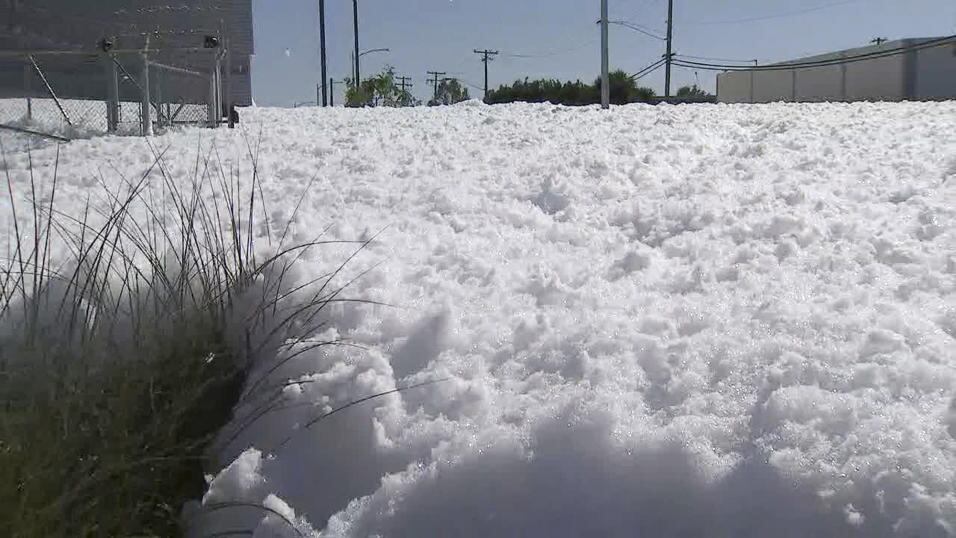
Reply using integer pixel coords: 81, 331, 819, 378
717, 38, 956, 104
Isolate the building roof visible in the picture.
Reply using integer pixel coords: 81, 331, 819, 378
770, 37, 950, 66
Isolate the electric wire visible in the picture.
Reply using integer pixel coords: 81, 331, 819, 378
671, 35, 956, 72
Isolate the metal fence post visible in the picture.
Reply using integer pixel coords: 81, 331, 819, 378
141, 52, 153, 136
208, 51, 222, 128
23, 60, 32, 120
225, 38, 235, 128
216, 53, 223, 125
154, 68, 164, 129
106, 55, 120, 132
207, 64, 217, 128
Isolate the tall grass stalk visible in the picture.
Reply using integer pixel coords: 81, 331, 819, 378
0, 133, 367, 537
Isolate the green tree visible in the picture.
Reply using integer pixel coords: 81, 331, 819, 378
676, 84, 711, 99
485, 70, 653, 106
595, 70, 655, 105
345, 66, 420, 107
429, 78, 470, 106
397, 88, 421, 107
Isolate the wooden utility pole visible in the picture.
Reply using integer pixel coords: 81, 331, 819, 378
427, 71, 446, 102
319, 0, 328, 106
396, 75, 413, 106
601, 0, 609, 109
664, 0, 674, 99
352, 0, 360, 86
473, 49, 499, 98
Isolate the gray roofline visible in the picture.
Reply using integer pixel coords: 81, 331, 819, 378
770, 36, 946, 66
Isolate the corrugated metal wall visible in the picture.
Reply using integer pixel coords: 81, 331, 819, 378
1, 0, 254, 105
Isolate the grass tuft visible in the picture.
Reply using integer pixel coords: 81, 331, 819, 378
0, 132, 368, 537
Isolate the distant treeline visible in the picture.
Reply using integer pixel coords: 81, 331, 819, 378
485, 70, 712, 106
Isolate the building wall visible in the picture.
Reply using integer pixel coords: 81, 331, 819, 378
752, 70, 794, 103
1, 0, 254, 105
844, 52, 905, 101
794, 63, 844, 102
717, 38, 952, 104
716, 69, 752, 104
915, 41, 956, 100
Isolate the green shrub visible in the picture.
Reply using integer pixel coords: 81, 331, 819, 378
0, 136, 360, 537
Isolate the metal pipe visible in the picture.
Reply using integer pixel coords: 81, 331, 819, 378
28, 55, 72, 126
0, 123, 70, 142
146, 60, 205, 77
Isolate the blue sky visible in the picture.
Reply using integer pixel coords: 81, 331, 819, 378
251, 0, 956, 106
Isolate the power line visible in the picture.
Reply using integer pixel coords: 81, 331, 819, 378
396, 75, 413, 94
426, 71, 446, 101
671, 35, 956, 71
680, 0, 866, 26
674, 35, 956, 71
608, 20, 666, 40
624, 0, 665, 22
628, 57, 667, 80
634, 61, 666, 82
473, 49, 499, 98
459, 78, 485, 92
329, 78, 344, 106
619, 20, 665, 35
676, 54, 760, 64
500, 39, 598, 59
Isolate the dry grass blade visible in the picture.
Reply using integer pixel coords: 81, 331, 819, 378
273, 378, 449, 452
196, 502, 305, 538
0, 128, 386, 537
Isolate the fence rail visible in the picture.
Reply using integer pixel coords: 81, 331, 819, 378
0, 45, 229, 141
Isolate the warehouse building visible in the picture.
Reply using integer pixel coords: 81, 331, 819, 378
717, 37, 956, 104
0, 0, 254, 106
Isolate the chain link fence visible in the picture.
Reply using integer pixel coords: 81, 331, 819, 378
0, 45, 227, 141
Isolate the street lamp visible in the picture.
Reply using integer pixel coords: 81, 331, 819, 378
351, 48, 389, 85
317, 0, 359, 107
359, 47, 390, 58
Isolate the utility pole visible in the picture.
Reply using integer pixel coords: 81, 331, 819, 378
353, 0, 360, 88
473, 49, 499, 99
396, 75, 413, 106
664, 0, 674, 99
319, 0, 328, 106
427, 71, 446, 102
871, 37, 888, 45
330, 78, 345, 106
601, 0, 609, 109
